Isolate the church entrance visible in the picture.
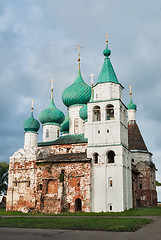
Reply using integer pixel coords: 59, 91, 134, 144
75, 198, 82, 212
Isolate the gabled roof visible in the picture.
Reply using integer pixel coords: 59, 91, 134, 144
128, 121, 148, 152
38, 134, 88, 147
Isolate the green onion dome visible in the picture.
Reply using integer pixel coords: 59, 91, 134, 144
127, 98, 137, 110
23, 112, 40, 133
62, 70, 91, 107
79, 104, 87, 121
60, 113, 69, 134
39, 98, 65, 125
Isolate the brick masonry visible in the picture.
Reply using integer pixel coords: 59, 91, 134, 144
6, 143, 157, 213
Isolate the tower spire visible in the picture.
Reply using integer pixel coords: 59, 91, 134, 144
106, 34, 109, 47
75, 44, 83, 71
51, 79, 54, 99
89, 73, 95, 87
89, 73, 95, 102
127, 85, 137, 111
31, 99, 34, 113
129, 85, 132, 98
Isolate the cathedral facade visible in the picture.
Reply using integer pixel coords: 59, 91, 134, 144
6, 39, 157, 213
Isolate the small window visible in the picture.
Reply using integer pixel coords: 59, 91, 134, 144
59, 170, 65, 182
107, 151, 115, 163
106, 104, 114, 120
109, 178, 113, 187
14, 179, 17, 187
74, 118, 79, 134
98, 130, 100, 134
39, 184, 43, 190
93, 106, 101, 121
27, 180, 30, 187
57, 130, 59, 138
140, 183, 142, 189
67, 148, 71, 153
107, 129, 109, 133
132, 159, 134, 163
93, 152, 99, 164
46, 129, 49, 138
110, 205, 112, 211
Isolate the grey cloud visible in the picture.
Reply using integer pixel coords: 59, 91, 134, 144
0, 0, 161, 198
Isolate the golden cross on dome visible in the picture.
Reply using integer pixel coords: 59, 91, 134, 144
129, 85, 132, 97
75, 44, 83, 57
74, 44, 83, 70
89, 73, 95, 87
51, 79, 54, 99
106, 34, 109, 46
31, 99, 34, 112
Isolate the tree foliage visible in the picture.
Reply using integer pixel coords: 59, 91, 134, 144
0, 162, 9, 195
156, 180, 161, 187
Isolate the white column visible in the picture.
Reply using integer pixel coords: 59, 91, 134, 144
127, 109, 136, 121
43, 124, 60, 142
24, 132, 38, 148
69, 105, 84, 134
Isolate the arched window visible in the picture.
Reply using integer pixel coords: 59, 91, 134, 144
59, 169, 65, 182
106, 104, 114, 120
27, 178, 30, 187
108, 203, 113, 211
74, 118, 79, 134
93, 152, 99, 164
46, 129, 49, 138
107, 151, 115, 163
14, 178, 17, 187
57, 130, 60, 138
93, 106, 101, 121
109, 177, 113, 187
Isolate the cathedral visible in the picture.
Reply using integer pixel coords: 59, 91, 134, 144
6, 38, 157, 213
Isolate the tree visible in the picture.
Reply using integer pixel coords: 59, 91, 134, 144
0, 162, 9, 195
156, 180, 161, 187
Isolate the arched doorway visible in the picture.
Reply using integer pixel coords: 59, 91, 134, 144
75, 198, 82, 212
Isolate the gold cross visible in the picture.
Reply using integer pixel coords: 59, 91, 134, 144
51, 79, 54, 99
89, 73, 95, 86
51, 79, 54, 90
106, 34, 109, 46
31, 99, 34, 111
74, 44, 83, 57
129, 85, 132, 96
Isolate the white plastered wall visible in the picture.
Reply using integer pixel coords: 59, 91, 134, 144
85, 100, 128, 148
69, 105, 84, 134
24, 132, 38, 148
86, 82, 132, 212
127, 109, 136, 121
43, 124, 60, 142
94, 82, 123, 102
88, 145, 132, 212
130, 151, 152, 165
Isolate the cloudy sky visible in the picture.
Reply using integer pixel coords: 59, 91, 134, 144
0, 0, 161, 199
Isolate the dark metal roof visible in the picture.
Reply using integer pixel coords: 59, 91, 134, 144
38, 134, 88, 147
128, 121, 148, 152
36, 152, 91, 163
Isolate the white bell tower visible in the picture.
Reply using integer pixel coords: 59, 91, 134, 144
85, 36, 132, 212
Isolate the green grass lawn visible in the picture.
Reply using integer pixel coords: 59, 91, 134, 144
0, 206, 161, 216
0, 217, 152, 232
